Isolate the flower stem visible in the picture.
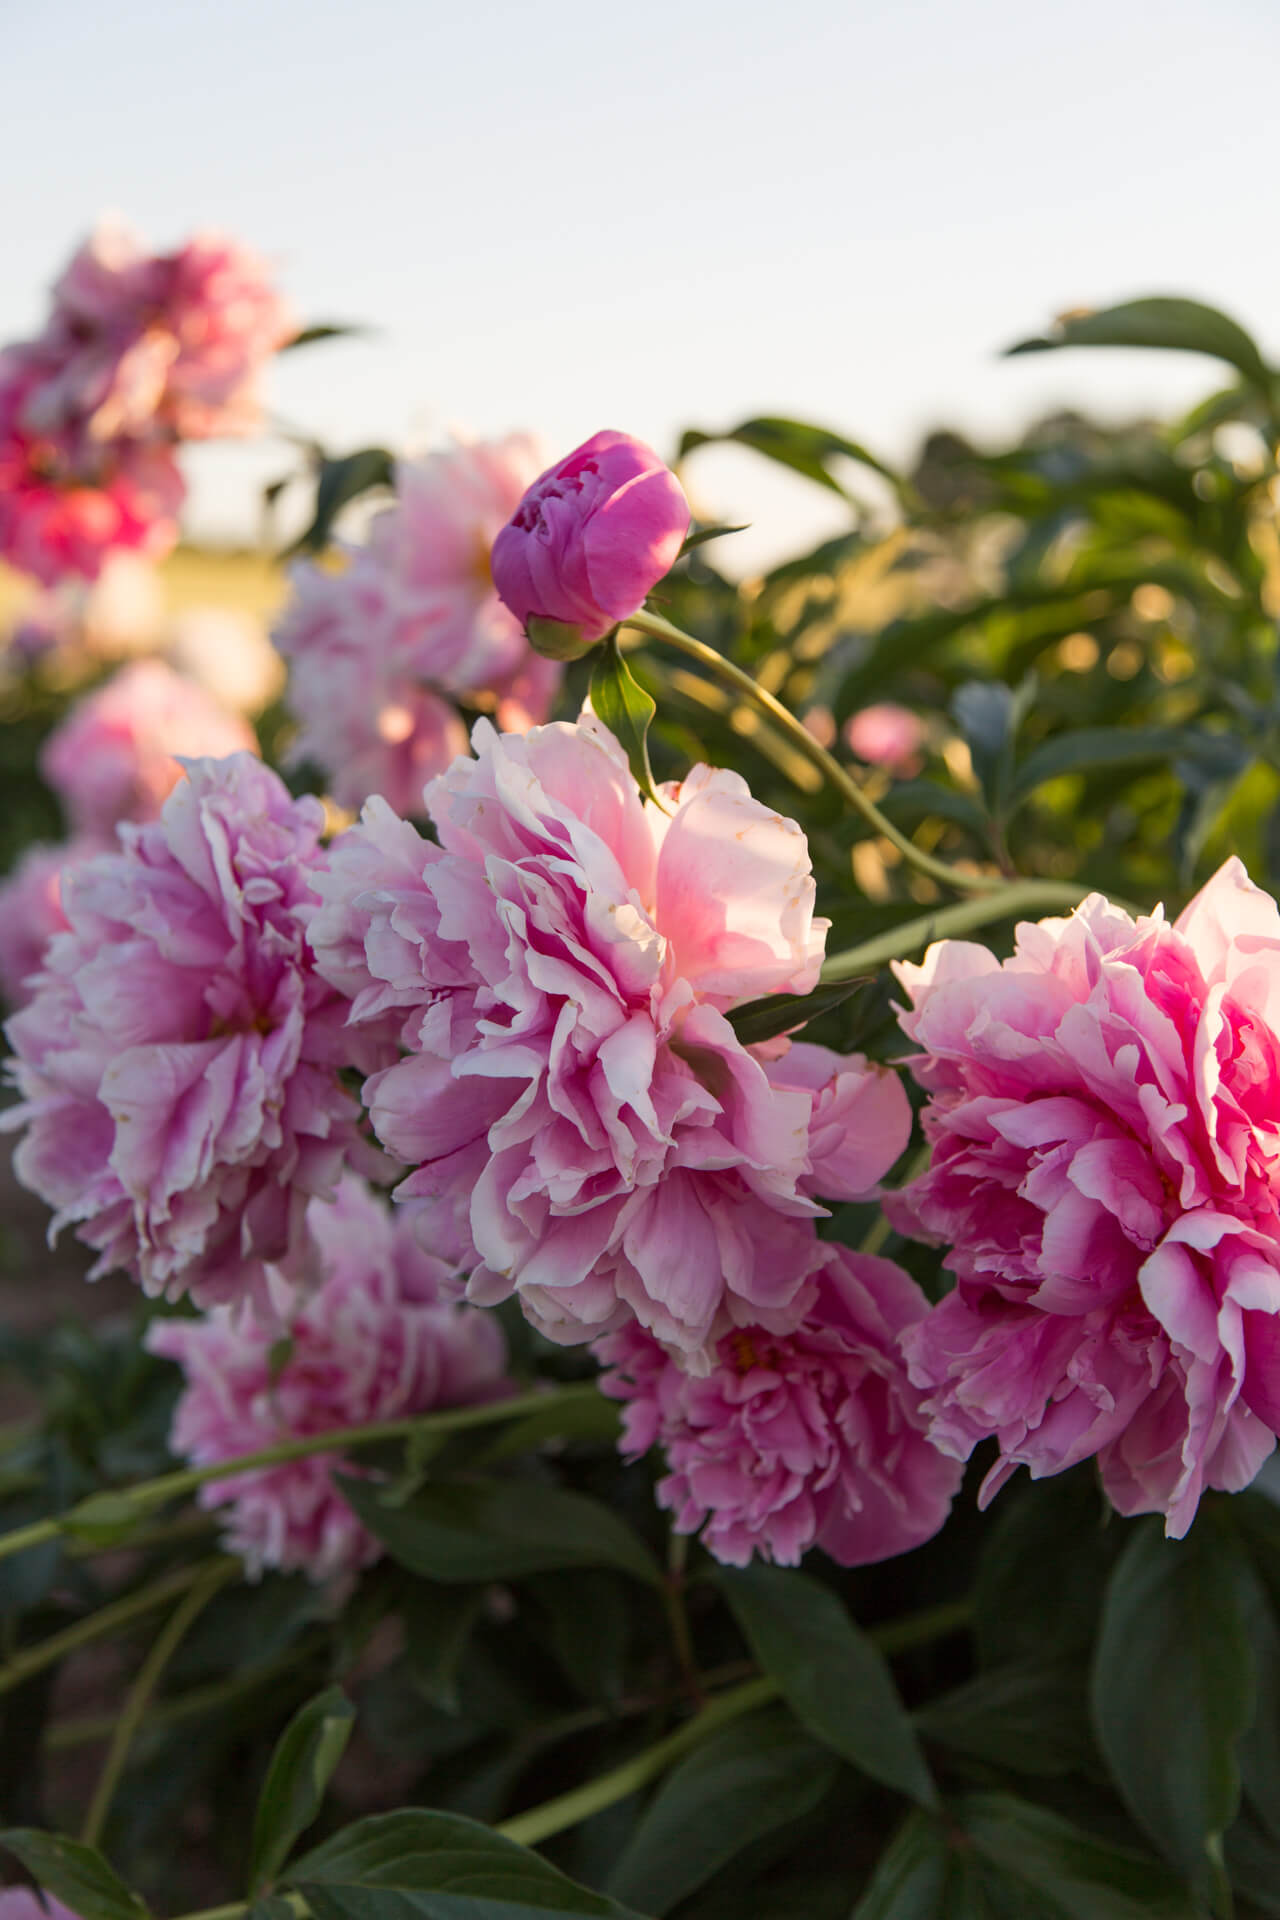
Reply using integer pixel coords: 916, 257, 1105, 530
622, 608, 1001, 894
818, 879, 1096, 983
80, 1559, 237, 1848
0, 1557, 236, 1699
497, 1594, 973, 1849
0, 1383, 601, 1567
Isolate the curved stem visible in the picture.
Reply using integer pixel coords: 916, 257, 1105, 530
818, 878, 1097, 984
623, 608, 1001, 894
497, 1675, 780, 1849
80, 1559, 237, 1847
0, 1383, 600, 1567
0, 1557, 235, 1699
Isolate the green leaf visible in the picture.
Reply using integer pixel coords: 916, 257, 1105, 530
606, 1707, 838, 1915
61, 1490, 143, 1548
1006, 296, 1273, 394
471, 1390, 621, 1467
850, 1812, 954, 1920
951, 676, 1037, 820
915, 1655, 1096, 1777
289, 447, 394, 555
1091, 1515, 1254, 1908
718, 1563, 936, 1807
956, 1792, 1200, 1918
280, 324, 367, 351
678, 523, 748, 557
678, 416, 904, 499
1009, 726, 1240, 812
973, 1467, 1122, 1667
0, 1830, 149, 1920
725, 977, 868, 1047
287, 1808, 642, 1918
402, 1586, 484, 1715
590, 638, 660, 805
249, 1685, 356, 1893
336, 1475, 661, 1589
528, 1569, 630, 1707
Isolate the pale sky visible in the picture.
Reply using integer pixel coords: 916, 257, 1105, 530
5, 0, 1280, 571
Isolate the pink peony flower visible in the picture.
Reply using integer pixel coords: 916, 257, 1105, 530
40, 659, 256, 836
274, 436, 562, 814
0, 836, 107, 1008
0, 1891, 79, 1920
5, 754, 393, 1313
0, 346, 183, 586
844, 703, 925, 774
595, 1244, 961, 1566
890, 856, 1280, 1536
491, 430, 690, 649
146, 1176, 510, 1583
310, 712, 911, 1360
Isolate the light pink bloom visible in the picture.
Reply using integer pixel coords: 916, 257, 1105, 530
0, 837, 105, 1007
491, 430, 690, 648
596, 1244, 961, 1567
5, 754, 393, 1313
844, 703, 925, 773
311, 712, 909, 1359
146, 1176, 510, 1583
40, 659, 256, 836
274, 436, 562, 814
890, 857, 1280, 1536
0, 1891, 79, 1920
139, 232, 296, 440
0, 345, 182, 586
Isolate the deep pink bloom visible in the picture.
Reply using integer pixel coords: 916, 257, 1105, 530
890, 857, 1280, 1536
41, 659, 256, 835
0, 345, 182, 586
146, 1176, 510, 1582
0, 837, 106, 1008
311, 712, 910, 1359
274, 436, 562, 814
596, 1244, 961, 1567
491, 430, 690, 647
5, 754, 393, 1313
844, 703, 925, 774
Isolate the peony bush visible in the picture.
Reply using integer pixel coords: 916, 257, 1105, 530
0, 241, 1279, 1919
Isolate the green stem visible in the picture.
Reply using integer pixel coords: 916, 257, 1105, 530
80, 1559, 236, 1848
0, 1384, 599, 1567
623, 608, 1000, 895
497, 1675, 780, 1848
0, 1557, 235, 1699
662, 1530, 701, 1705
818, 879, 1096, 983
496, 1594, 973, 1850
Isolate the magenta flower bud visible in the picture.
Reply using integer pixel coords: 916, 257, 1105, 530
491, 429, 690, 646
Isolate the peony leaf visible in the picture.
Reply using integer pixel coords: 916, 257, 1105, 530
280, 324, 368, 351
1091, 1514, 1254, 1912
718, 1563, 936, 1807
1005, 296, 1274, 394
606, 1706, 838, 1915
288, 447, 395, 555
0, 1831, 149, 1920
249, 1685, 356, 1893
286, 1808, 643, 1918
678, 416, 906, 501
590, 637, 660, 806
726, 977, 868, 1047
336, 1474, 662, 1589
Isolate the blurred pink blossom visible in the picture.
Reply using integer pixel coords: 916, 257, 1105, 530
595, 1244, 961, 1567
5, 754, 393, 1314
40, 659, 256, 836
0, 836, 105, 1007
274, 435, 562, 814
844, 703, 925, 773
310, 712, 910, 1361
492, 429, 690, 648
0, 1891, 79, 1920
147, 1176, 510, 1583
890, 856, 1280, 1536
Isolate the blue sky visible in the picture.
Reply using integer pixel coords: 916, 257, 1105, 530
6, 0, 1280, 568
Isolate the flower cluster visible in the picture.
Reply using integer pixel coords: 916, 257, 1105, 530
0, 217, 292, 584
889, 857, 1280, 1536
6, 753, 391, 1312
147, 1176, 511, 1582
274, 436, 562, 814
